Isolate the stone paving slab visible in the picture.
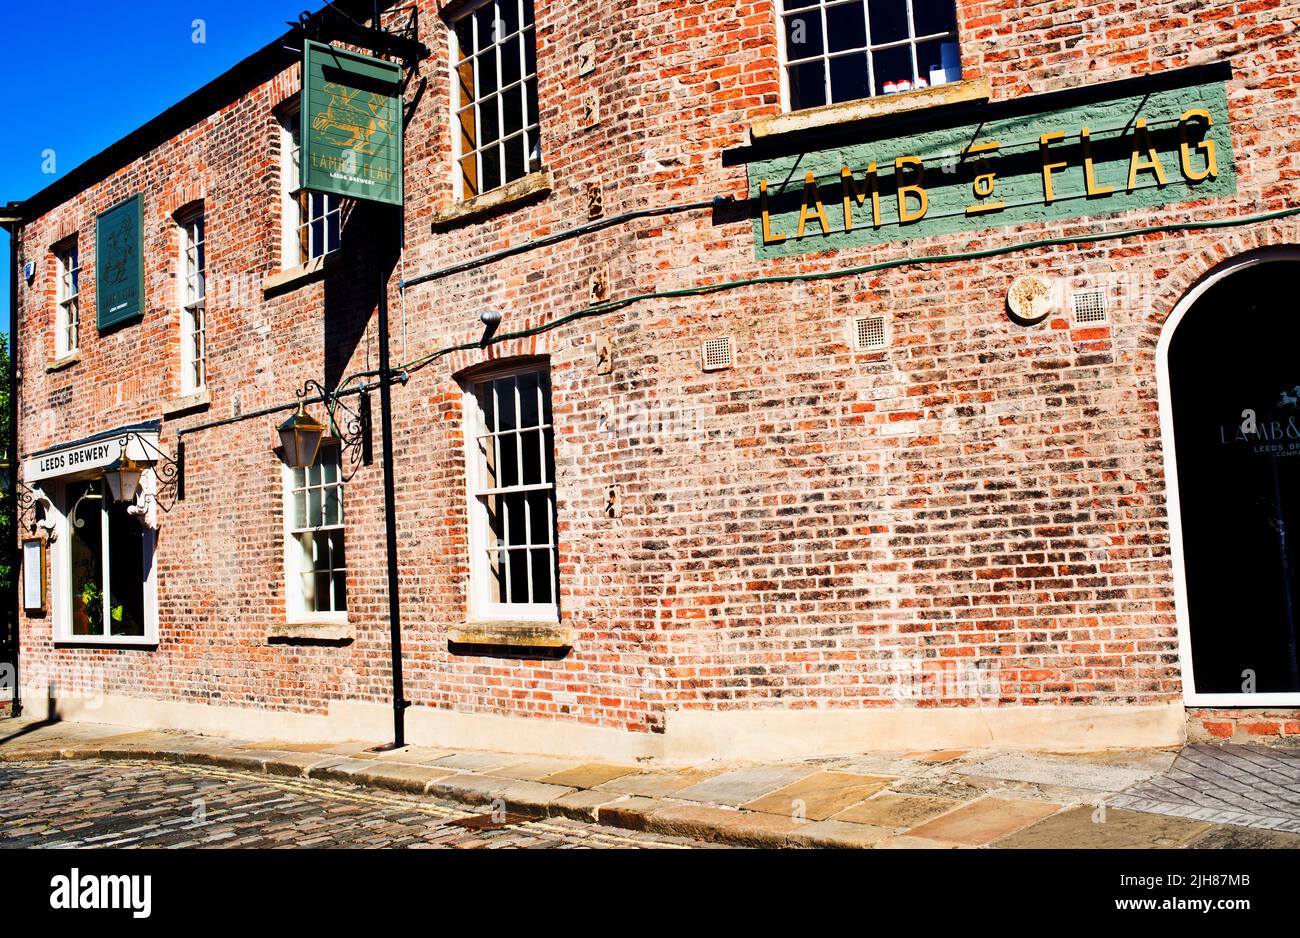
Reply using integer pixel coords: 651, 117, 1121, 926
743, 771, 893, 821
958, 752, 1160, 793
672, 765, 814, 807
832, 793, 965, 830
905, 796, 1064, 846
540, 763, 639, 789
595, 766, 723, 798
994, 806, 1213, 849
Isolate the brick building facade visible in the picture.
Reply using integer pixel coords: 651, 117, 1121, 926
6, 0, 1300, 760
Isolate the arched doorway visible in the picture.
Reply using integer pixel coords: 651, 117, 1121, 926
1159, 250, 1300, 704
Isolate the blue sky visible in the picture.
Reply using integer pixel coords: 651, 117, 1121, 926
0, 0, 321, 334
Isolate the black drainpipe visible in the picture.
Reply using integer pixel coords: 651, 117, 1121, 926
5, 214, 21, 718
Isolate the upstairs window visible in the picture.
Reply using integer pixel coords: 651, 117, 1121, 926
451, 0, 542, 199
55, 242, 80, 358
279, 109, 345, 267
178, 209, 206, 394
780, 0, 961, 110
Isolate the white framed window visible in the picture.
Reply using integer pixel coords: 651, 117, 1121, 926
450, 0, 542, 200
462, 363, 558, 621
778, 0, 961, 110
282, 443, 347, 623
178, 210, 206, 394
278, 109, 345, 267
55, 242, 80, 358
52, 479, 158, 645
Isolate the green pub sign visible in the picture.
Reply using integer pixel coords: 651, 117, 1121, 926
749, 77, 1237, 259
301, 40, 404, 206
95, 194, 144, 330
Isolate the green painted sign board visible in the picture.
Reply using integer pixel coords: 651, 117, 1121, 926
95, 194, 144, 330
748, 79, 1236, 259
301, 40, 404, 206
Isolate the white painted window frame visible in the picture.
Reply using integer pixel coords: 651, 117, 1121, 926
1157, 247, 1300, 706
775, 0, 961, 111
281, 443, 348, 625
50, 478, 159, 647
178, 209, 207, 395
448, 0, 542, 201
55, 243, 80, 358
460, 361, 559, 622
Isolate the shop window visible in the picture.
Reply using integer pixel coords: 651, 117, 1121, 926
55, 241, 80, 358
178, 209, 206, 394
463, 363, 558, 620
63, 480, 148, 640
450, 0, 542, 199
278, 109, 345, 267
283, 443, 347, 621
780, 0, 961, 110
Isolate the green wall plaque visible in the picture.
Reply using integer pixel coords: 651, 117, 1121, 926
748, 78, 1237, 259
301, 40, 404, 206
95, 194, 144, 330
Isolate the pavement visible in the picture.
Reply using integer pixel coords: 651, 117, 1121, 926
3, 718, 1300, 849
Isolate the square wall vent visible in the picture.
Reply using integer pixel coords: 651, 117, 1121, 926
1071, 288, 1109, 325
851, 315, 888, 351
701, 336, 733, 371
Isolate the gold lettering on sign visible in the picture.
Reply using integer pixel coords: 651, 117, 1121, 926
841, 164, 881, 232
964, 141, 1005, 215
1080, 127, 1114, 197
895, 156, 928, 223
1178, 108, 1218, 182
1040, 131, 1068, 203
797, 171, 831, 238
760, 179, 787, 245
1127, 117, 1168, 191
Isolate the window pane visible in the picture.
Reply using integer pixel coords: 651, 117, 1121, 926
293, 490, 306, 529
826, 3, 867, 53
530, 549, 553, 603
527, 490, 552, 545
333, 571, 348, 612
830, 53, 871, 103
480, 94, 501, 144
782, 0, 822, 9
504, 134, 526, 184
789, 60, 827, 110
501, 34, 522, 87
501, 85, 523, 137
314, 571, 331, 612
524, 34, 537, 78
508, 547, 530, 602
498, 432, 519, 488
522, 0, 534, 27
308, 487, 322, 525
69, 482, 103, 637
487, 550, 505, 603
474, 4, 497, 48
108, 501, 145, 637
868, 0, 911, 44
784, 11, 824, 58
495, 377, 518, 431
484, 494, 504, 547
912, 0, 958, 36
478, 49, 499, 96
501, 492, 528, 547
872, 43, 914, 94
917, 37, 960, 84
499, 0, 521, 37
324, 486, 340, 526
517, 370, 540, 428
519, 429, 542, 485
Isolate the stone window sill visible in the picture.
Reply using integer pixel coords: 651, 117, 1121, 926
448, 619, 571, 649
270, 620, 353, 643
262, 253, 338, 296
162, 388, 211, 418
749, 78, 992, 142
430, 170, 553, 230
47, 352, 81, 372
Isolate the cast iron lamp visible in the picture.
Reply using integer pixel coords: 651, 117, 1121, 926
279, 396, 328, 470
103, 454, 148, 505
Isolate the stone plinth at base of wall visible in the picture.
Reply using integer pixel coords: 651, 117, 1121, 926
1186, 708, 1300, 744
11, 694, 1188, 764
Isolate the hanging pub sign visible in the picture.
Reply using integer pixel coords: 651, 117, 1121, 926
301, 39, 404, 206
748, 76, 1237, 259
95, 194, 144, 330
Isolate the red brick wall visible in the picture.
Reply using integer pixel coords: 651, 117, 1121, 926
12, 0, 1300, 738
1188, 708, 1300, 743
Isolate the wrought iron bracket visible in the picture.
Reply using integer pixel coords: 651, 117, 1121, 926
297, 379, 374, 479
116, 431, 182, 513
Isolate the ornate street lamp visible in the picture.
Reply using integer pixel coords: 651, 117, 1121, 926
103, 454, 147, 505
278, 395, 329, 470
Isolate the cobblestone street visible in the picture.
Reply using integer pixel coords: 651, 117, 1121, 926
0, 761, 723, 849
